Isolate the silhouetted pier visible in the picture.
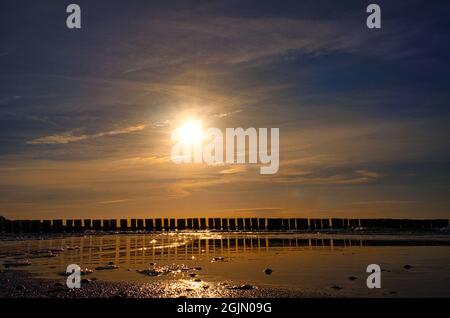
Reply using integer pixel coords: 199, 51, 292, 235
0, 216, 448, 233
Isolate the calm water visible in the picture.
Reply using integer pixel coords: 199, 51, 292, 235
1, 232, 450, 297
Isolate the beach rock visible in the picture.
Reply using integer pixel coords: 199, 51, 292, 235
348, 276, 357, 281
229, 284, 255, 290
194, 278, 202, 282
264, 268, 273, 275
404, 265, 413, 270
331, 285, 343, 290
189, 273, 197, 277
95, 264, 119, 270
4, 260, 31, 268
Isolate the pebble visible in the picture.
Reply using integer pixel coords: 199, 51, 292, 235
95, 264, 119, 270
189, 273, 197, 277
229, 284, 255, 290
404, 265, 413, 270
348, 276, 357, 281
331, 285, 343, 290
264, 268, 273, 275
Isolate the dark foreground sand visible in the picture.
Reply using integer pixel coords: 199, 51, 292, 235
0, 269, 330, 298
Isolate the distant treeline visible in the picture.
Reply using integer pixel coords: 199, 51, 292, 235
0, 216, 449, 233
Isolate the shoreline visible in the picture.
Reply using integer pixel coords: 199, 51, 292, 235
0, 269, 331, 298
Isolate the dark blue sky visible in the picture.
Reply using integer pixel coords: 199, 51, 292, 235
0, 0, 449, 219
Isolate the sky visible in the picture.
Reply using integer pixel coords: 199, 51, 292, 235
0, 0, 449, 220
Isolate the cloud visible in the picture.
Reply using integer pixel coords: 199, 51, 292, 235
26, 124, 146, 145
355, 170, 384, 179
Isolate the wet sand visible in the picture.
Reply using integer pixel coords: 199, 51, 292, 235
1, 231, 450, 298
0, 269, 328, 298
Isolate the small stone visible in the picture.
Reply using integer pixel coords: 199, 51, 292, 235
404, 265, 413, 270
230, 284, 254, 290
348, 276, 357, 281
264, 268, 273, 275
189, 273, 197, 277
194, 267, 202, 271
194, 278, 201, 282
331, 285, 343, 290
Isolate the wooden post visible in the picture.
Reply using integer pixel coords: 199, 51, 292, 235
289, 218, 296, 230
177, 218, 186, 230
282, 219, 289, 230
228, 218, 236, 231
130, 219, 137, 231
193, 218, 199, 230
31, 220, 42, 233
53, 219, 63, 233
84, 219, 92, 231
154, 218, 162, 231
145, 219, 154, 231
169, 218, 176, 231
322, 218, 330, 229
237, 218, 244, 230
208, 218, 214, 230
120, 219, 128, 231
296, 218, 308, 230
163, 218, 169, 231
331, 218, 344, 229
92, 219, 101, 231
74, 219, 82, 232
251, 218, 258, 230
200, 218, 206, 230
4, 219, 12, 233
12, 220, 22, 233
267, 218, 283, 231
137, 219, 144, 231
214, 218, 221, 230
0, 217, 4, 233
186, 218, 193, 229
110, 219, 117, 231
66, 219, 74, 232
258, 218, 266, 231
221, 218, 228, 231
103, 219, 110, 231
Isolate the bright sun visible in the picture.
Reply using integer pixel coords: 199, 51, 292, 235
178, 120, 203, 145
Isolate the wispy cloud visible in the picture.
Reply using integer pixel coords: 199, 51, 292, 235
26, 124, 146, 145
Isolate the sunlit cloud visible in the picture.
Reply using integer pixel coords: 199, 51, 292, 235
26, 124, 146, 145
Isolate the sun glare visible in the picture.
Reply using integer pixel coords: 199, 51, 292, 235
178, 120, 203, 145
